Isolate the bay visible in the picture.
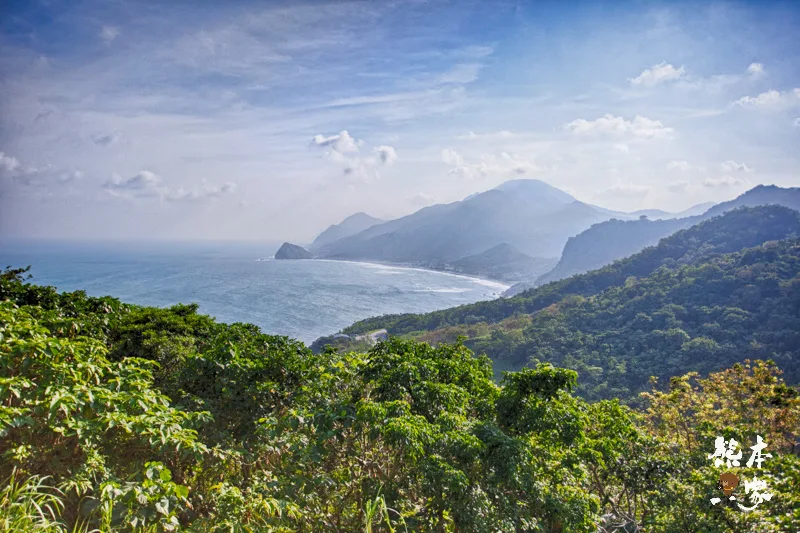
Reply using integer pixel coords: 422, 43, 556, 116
0, 240, 508, 344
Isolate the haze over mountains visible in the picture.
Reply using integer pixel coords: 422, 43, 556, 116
315, 205, 800, 399
281, 179, 651, 279
309, 212, 384, 250
518, 184, 800, 294
279, 179, 800, 288
313, 179, 607, 262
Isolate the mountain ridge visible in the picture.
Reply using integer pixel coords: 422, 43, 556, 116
317, 205, 800, 343
506, 184, 800, 294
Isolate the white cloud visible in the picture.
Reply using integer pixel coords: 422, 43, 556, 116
311, 130, 361, 153
373, 146, 397, 165
312, 132, 397, 182
667, 160, 691, 172
613, 144, 630, 153
747, 62, 765, 78
703, 176, 746, 188
103, 170, 235, 201
720, 160, 753, 173
441, 149, 464, 166
457, 130, 515, 141
732, 88, 800, 108
674, 63, 767, 94
0, 152, 82, 191
166, 182, 237, 202
100, 26, 120, 45
667, 180, 690, 193
0, 152, 22, 174
793, 118, 800, 127
629, 63, 685, 86
103, 170, 162, 197
435, 63, 482, 85
442, 151, 542, 179
566, 114, 673, 139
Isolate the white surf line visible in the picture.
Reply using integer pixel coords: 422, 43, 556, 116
310, 258, 511, 291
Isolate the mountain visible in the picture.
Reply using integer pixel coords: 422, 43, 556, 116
326, 205, 800, 339
704, 183, 800, 217
522, 184, 800, 291
466, 236, 800, 401
315, 179, 619, 264
4, 268, 798, 532
317, 205, 800, 400
628, 202, 716, 221
447, 244, 558, 282
310, 212, 384, 250
518, 216, 692, 294
274, 242, 313, 259
674, 201, 716, 218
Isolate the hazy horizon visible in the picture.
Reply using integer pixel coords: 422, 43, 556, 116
2, 0, 799, 242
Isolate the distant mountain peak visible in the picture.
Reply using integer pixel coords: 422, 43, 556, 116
492, 179, 576, 203
341, 212, 380, 223
311, 212, 385, 249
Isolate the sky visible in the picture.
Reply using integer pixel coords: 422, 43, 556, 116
1, 0, 799, 242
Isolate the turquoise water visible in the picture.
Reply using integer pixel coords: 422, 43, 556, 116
0, 240, 508, 344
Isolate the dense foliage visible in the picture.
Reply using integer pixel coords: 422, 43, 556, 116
339, 206, 800, 338
330, 207, 800, 400
531, 184, 800, 289
1, 265, 799, 531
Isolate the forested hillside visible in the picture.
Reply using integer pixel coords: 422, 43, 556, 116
1, 267, 798, 532
520, 184, 800, 292
335, 206, 800, 340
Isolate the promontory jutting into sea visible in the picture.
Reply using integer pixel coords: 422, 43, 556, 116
1, 1, 799, 531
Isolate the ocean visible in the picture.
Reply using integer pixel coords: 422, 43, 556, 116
0, 240, 508, 344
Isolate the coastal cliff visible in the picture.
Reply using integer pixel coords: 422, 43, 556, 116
275, 242, 313, 259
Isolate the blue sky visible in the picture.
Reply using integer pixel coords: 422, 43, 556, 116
1, 0, 799, 241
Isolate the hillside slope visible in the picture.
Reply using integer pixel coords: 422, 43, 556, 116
326, 205, 800, 342
315, 179, 620, 263
2, 267, 798, 532
310, 212, 384, 250
461, 236, 800, 401
448, 243, 558, 282
523, 184, 800, 291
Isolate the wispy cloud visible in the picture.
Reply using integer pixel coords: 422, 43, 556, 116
311, 131, 397, 182
441, 149, 541, 179
565, 114, 673, 139
720, 160, 753, 173
311, 130, 361, 153
732, 88, 800, 108
0, 152, 82, 193
703, 176, 747, 188
667, 160, 692, 172
100, 26, 120, 45
103, 170, 235, 202
747, 62, 765, 79
457, 130, 515, 141
629, 62, 686, 86
2, 0, 800, 239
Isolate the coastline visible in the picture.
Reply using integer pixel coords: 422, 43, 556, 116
288, 257, 511, 292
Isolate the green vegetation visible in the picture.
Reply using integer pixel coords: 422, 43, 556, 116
530, 183, 800, 289
332, 207, 800, 399
1, 261, 799, 531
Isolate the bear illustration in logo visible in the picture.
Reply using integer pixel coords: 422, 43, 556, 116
717, 472, 739, 496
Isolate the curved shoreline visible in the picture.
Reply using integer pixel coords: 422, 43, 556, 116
267, 257, 511, 292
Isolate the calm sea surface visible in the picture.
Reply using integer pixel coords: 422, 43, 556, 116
0, 240, 508, 344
